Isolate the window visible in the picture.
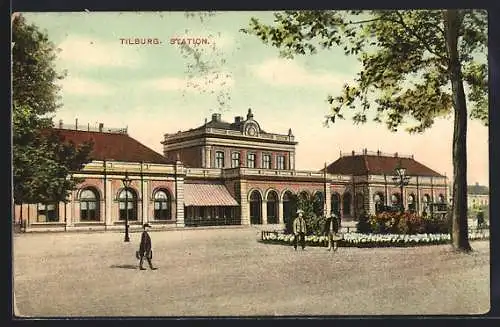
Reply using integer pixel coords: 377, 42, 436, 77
231, 152, 240, 168
80, 188, 100, 221
154, 190, 171, 220
215, 151, 225, 168
277, 155, 285, 170
119, 189, 138, 220
262, 154, 271, 169
247, 153, 256, 168
37, 203, 59, 222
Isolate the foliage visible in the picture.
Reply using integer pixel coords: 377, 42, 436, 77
261, 230, 488, 248
12, 14, 93, 205
358, 211, 450, 235
243, 9, 487, 251
294, 193, 328, 236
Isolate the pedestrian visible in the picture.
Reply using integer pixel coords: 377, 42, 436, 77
325, 211, 342, 252
293, 209, 307, 250
137, 223, 157, 270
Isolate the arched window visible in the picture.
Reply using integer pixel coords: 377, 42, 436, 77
313, 192, 324, 217
154, 190, 171, 220
282, 191, 296, 231
80, 188, 100, 221
249, 190, 262, 224
343, 192, 352, 216
355, 193, 364, 215
374, 192, 385, 214
119, 189, 138, 221
331, 193, 341, 216
299, 191, 309, 202
266, 191, 279, 224
408, 194, 416, 213
438, 194, 445, 203
422, 194, 431, 214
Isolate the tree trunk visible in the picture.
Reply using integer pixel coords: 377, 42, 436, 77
445, 10, 472, 252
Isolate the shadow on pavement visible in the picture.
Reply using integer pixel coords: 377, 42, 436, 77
110, 264, 138, 270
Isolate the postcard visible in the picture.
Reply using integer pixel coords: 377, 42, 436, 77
11, 10, 489, 317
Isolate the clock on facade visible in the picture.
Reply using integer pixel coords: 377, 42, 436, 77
247, 126, 257, 136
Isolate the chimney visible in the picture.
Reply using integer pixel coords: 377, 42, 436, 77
377, 150, 381, 156
59, 119, 63, 129
75, 118, 78, 130
234, 116, 244, 124
394, 152, 398, 157
363, 148, 367, 155
99, 123, 104, 132
352, 150, 355, 156
211, 113, 221, 122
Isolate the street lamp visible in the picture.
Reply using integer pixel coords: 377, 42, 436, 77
122, 171, 132, 242
392, 160, 411, 213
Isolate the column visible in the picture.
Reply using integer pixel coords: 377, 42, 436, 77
175, 163, 185, 227
367, 185, 374, 215
105, 179, 113, 226
289, 152, 295, 170
205, 146, 211, 168
66, 192, 74, 226
239, 180, 250, 225
278, 199, 284, 224
261, 199, 268, 224
201, 147, 206, 168
325, 183, 331, 216
142, 179, 149, 224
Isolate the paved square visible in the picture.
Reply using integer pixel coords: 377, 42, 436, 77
13, 227, 489, 316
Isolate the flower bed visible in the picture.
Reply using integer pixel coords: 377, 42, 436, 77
260, 230, 489, 248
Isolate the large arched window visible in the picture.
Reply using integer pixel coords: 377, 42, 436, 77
331, 192, 341, 216
266, 190, 279, 224
119, 189, 138, 221
154, 189, 172, 220
249, 190, 262, 224
408, 193, 416, 213
422, 194, 431, 215
282, 191, 296, 228
355, 193, 364, 215
80, 188, 100, 221
313, 192, 324, 217
391, 193, 401, 206
374, 192, 385, 214
343, 192, 352, 216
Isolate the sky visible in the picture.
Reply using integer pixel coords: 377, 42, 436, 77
20, 11, 489, 186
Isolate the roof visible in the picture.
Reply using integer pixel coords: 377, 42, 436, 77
323, 154, 444, 177
48, 128, 170, 164
183, 183, 239, 207
467, 184, 489, 195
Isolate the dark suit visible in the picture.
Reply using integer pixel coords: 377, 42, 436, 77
139, 230, 154, 269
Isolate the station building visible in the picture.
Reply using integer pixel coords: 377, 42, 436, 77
14, 109, 448, 232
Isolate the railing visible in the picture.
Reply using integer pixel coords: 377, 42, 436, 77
57, 123, 127, 134
340, 150, 414, 159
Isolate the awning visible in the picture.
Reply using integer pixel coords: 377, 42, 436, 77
183, 183, 239, 207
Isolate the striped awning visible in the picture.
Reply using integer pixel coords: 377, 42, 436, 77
183, 183, 239, 207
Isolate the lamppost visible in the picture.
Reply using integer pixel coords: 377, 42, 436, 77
122, 171, 132, 242
392, 161, 411, 213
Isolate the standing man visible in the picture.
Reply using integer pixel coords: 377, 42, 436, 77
293, 209, 307, 251
138, 223, 157, 270
325, 210, 341, 252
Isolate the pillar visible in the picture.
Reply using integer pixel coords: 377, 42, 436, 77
142, 179, 149, 224
262, 199, 268, 224
278, 199, 284, 224
105, 179, 113, 225
240, 180, 250, 225
175, 162, 185, 227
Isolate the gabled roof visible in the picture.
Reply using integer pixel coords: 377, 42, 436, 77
323, 154, 444, 177
48, 128, 171, 164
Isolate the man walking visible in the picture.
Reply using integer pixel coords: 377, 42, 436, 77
138, 223, 157, 270
293, 209, 307, 250
325, 210, 341, 252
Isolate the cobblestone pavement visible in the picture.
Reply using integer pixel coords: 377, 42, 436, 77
12, 227, 490, 317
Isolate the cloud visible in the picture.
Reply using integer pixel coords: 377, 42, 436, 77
59, 76, 115, 96
250, 58, 350, 89
57, 35, 141, 67
143, 72, 234, 92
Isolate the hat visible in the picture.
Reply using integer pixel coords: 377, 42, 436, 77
143, 223, 152, 228
296, 209, 304, 214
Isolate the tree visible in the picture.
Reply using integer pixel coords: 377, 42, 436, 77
242, 10, 487, 252
12, 14, 93, 208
